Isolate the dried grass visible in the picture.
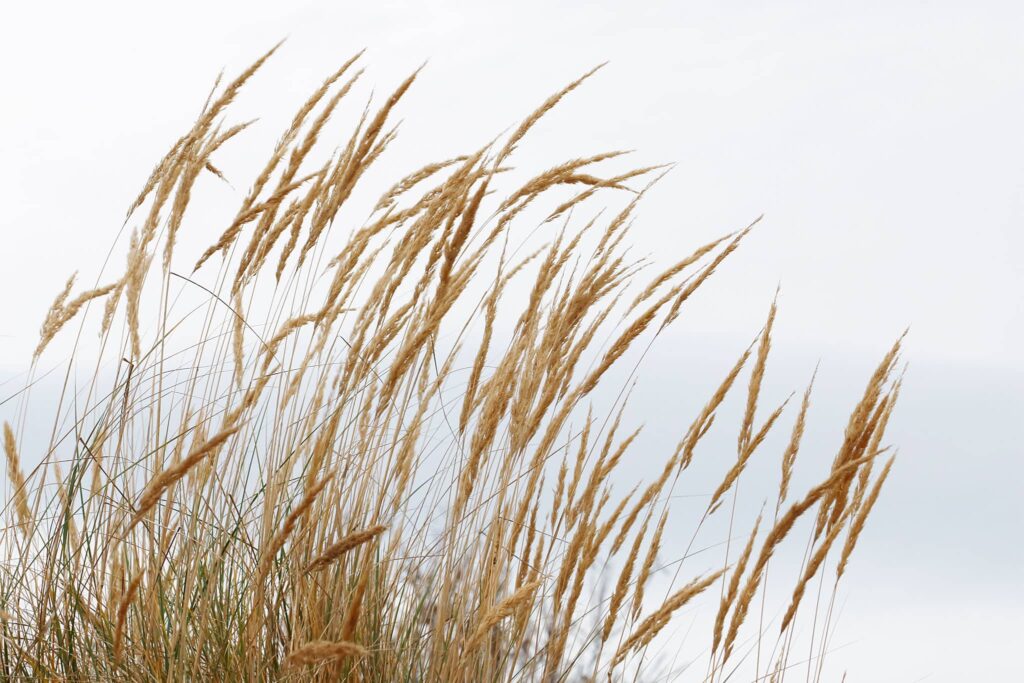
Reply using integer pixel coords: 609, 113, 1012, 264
0, 46, 903, 683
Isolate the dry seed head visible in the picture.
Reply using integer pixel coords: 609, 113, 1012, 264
285, 640, 367, 667
35, 281, 117, 358
837, 455, 896, 579
127, 423, 241, 534
738, 296, 777, 455
722, 451, 877, 660
632, 509, 669, 620
341, 559, 375, 640
113, 568, 145, 661
232, 288, 245, 389
629, 231, 734, 312
712, 513, 762, 655
612, 569, 726, 666
779, 368, 817, 507
257, 473, 335, 580
2, 423, 32, 538
779, 504, 851, 634
463, 579, 542, 656
305, 524, 387, 574
603, 513, 651, 641
708, 396, 790, 512
662, 216, 761, 328
497, 64, 605, 163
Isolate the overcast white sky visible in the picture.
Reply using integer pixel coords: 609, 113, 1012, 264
1, 1, 1021, 680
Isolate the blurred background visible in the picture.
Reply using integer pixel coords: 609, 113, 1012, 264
1, 1, 1020, 679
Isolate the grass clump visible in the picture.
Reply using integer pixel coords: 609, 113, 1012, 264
0, 45, 903, 681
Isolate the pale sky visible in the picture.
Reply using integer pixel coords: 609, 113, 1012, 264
1, 1, 1021, 680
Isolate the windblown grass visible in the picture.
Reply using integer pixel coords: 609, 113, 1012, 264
0, 46, 903, 681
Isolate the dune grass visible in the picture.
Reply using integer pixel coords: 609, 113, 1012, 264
0, 46, 902, 681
